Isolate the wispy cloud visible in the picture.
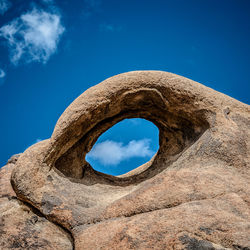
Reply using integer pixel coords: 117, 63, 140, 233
0, 7, 65, 65
0, 68, 6, 85
99, 23, 122, 32
86, 139, 154, 165
0, 0, 11, 15
0, 68, 5, 78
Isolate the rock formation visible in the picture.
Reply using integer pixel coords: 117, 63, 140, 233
1, 71, 250, 249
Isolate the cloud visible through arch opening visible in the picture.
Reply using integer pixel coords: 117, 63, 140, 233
86, 139, 154, 166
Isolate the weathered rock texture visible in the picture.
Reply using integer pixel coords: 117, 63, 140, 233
1, 71, 250, 249
0, 155, 73, 249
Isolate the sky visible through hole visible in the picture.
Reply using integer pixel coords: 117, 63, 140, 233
86, 118, 159, 176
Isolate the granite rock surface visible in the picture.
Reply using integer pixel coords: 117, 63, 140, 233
1, 71, 250, 249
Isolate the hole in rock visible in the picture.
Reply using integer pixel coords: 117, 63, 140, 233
86, 118, 159, 176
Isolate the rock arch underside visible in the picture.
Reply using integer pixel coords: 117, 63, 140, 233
1, 71, 250, 250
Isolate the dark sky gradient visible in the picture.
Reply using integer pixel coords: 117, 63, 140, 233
0, 0, 249, 174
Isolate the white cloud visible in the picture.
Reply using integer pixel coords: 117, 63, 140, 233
0, 68, 5, 85
0, 68, 5, 78
0, 0, 11, 15
86, 139, 154, 165
0, 8, 65, 65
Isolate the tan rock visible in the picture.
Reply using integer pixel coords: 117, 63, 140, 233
1, 71, 250, 249
0, 157, 73, 249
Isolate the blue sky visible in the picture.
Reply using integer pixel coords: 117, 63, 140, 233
0, 0, 249, 175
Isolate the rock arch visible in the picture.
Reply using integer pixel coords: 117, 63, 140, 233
48, 71, 211, 183
6, 71, 250, 249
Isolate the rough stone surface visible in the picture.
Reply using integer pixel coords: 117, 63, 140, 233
0, 160, 73, 249
1, 71, 250, 249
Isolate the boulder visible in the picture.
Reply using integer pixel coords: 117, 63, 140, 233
1, 71, 250, 249
0, 158, 73, 249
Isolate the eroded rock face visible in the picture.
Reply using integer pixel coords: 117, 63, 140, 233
1, 71, 250, 249
0, 157, 73, 250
